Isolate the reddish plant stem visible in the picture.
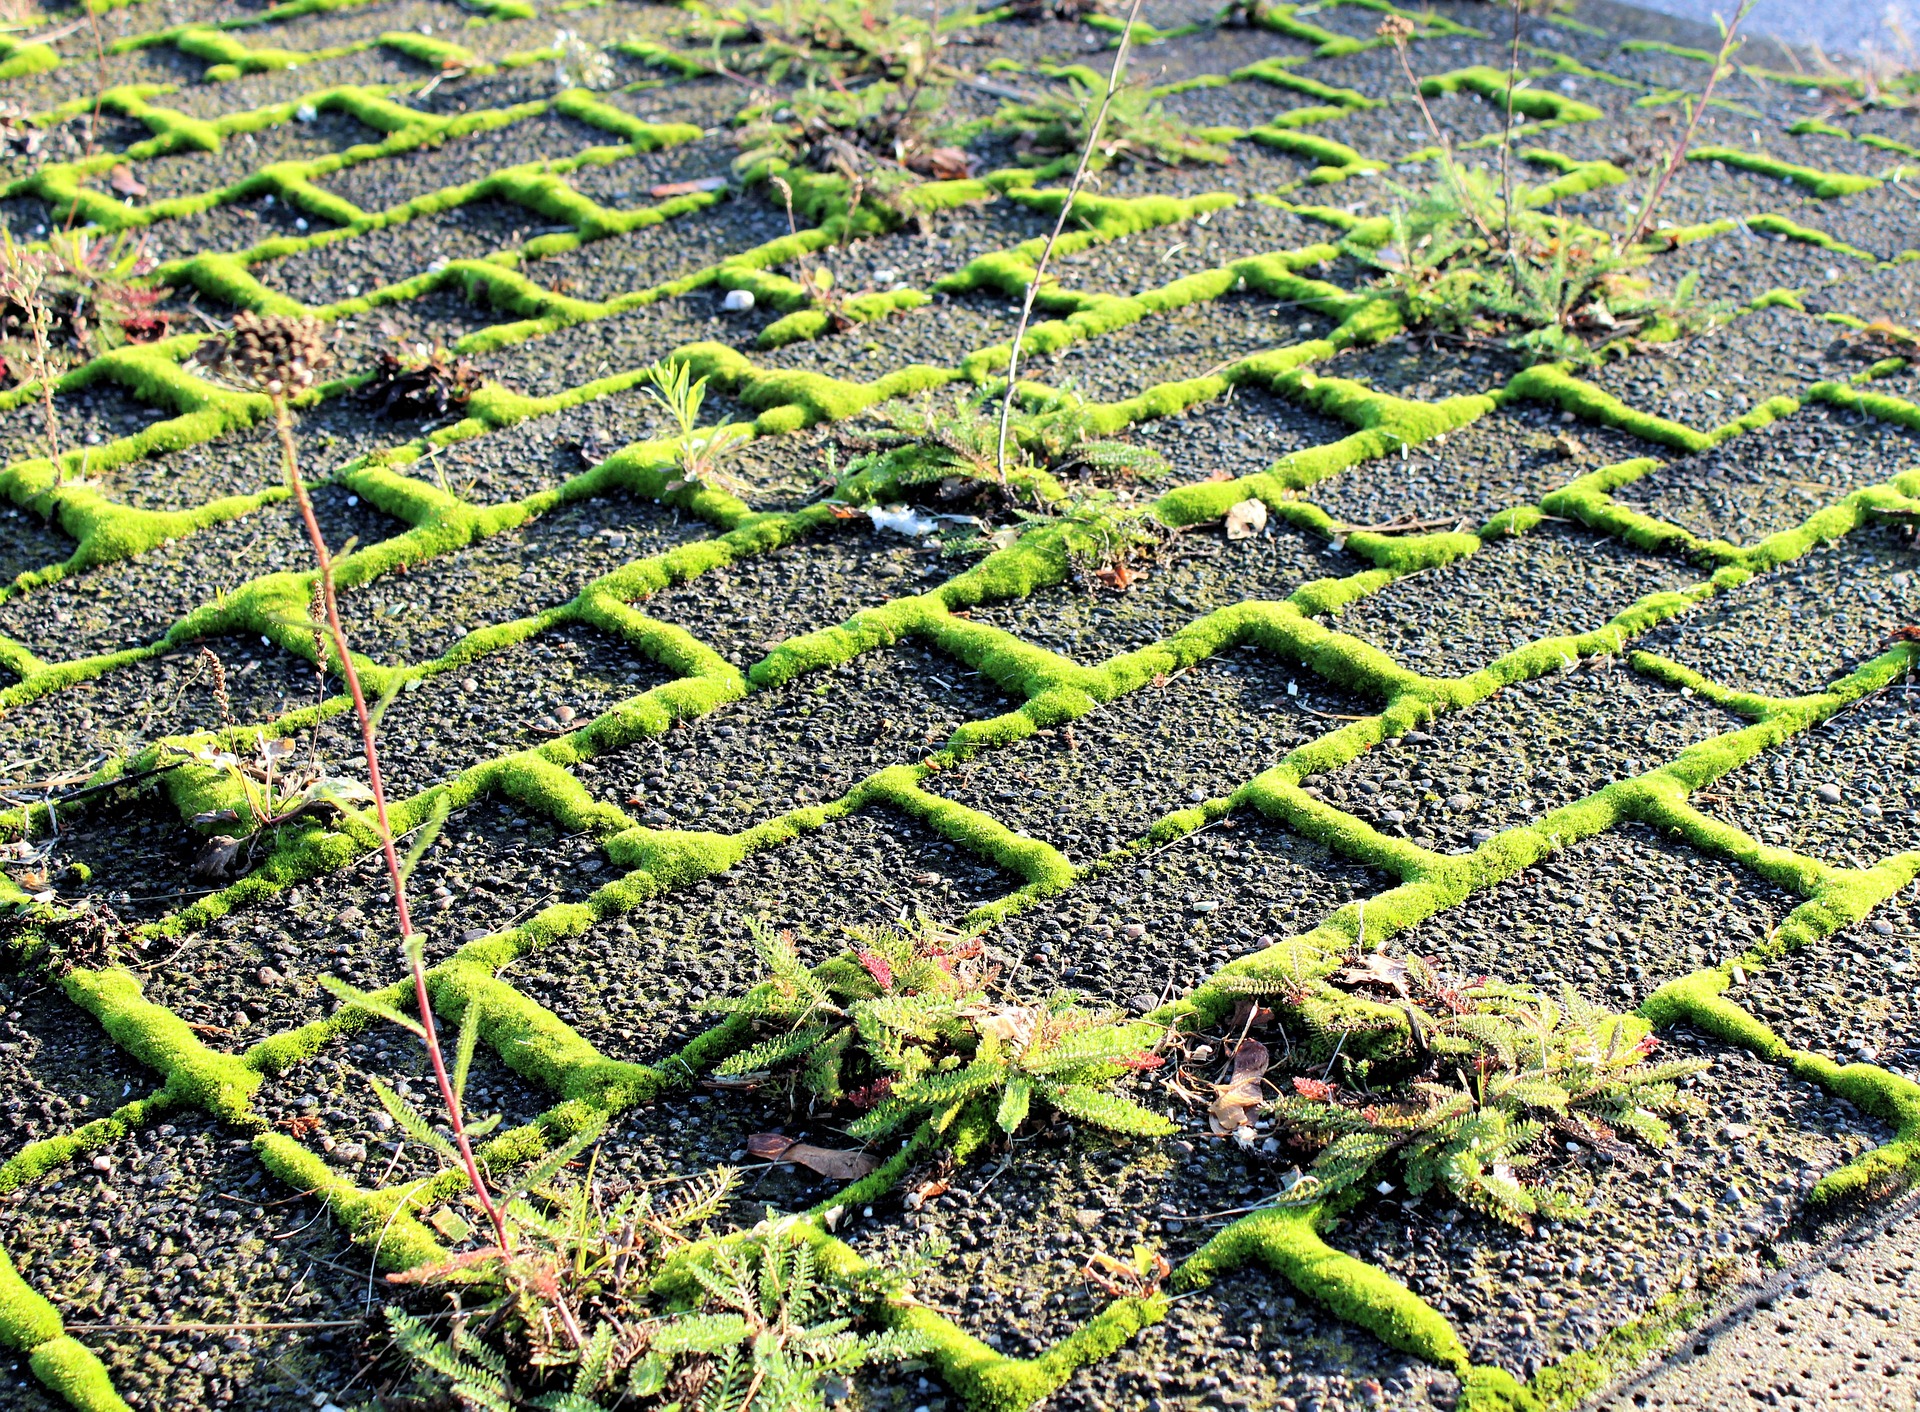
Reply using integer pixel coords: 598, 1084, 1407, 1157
1388, 36, 1495, 247
1625, 0, 1756, 248
271, 400, 510, 1254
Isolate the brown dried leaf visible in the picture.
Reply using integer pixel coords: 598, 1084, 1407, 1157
1208, 1038, 1268, 1135
1338, 953, 1409, 996
1224, 497, 1268, 541
747, 1133, 879, 1181
191, 834, 247, 882
651, 177, 729, 197
108, 163, 146, 198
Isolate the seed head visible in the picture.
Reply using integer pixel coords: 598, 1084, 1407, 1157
197, 312, 334, 397
1376, 14, 1415, 42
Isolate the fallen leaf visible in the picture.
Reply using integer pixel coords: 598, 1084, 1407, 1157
109, 163, 146, 198
1208, 1038, 1268, 1135
904, 1176, 949, 1209
1225, 999, 1275, 1034
1224, 497, 1268, 541
192, 834, 247, 882
1338, 953, 1409, 996
650, 176, 729, 197
282, 1114, 320, 1139
1083, 1247, 1171, 1299
747, 1133, 879, 1181
1202, 468, 1233, 483
915, 146, 976, 180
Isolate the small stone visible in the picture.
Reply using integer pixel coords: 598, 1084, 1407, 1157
722, 289, 756, 312
1127, 993, 1156, 1014
91, 1155, 112, 1173
1874, 918, 1896, 936
1444, 793, 1474, 812
1382, 808, 1407, 824
371, 1111, 395, 1132
1814, 783, 1843, 804
1191, 899, 1220, 914
1122, 923, 1145, 938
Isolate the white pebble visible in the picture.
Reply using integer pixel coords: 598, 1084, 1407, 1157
722, 288, 755, 312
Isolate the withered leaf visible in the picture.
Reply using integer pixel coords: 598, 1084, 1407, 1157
651, 176, 729, 197
747, 1132, 879, 1181
1338, 953, 1409, 996
1208, 1037, 1268, 1135
108, 163, 146, 198
1224, 497, 1268, 541
192, 834, 247, 882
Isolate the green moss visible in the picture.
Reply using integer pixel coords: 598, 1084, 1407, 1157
1528, 1292, 1703, 1408
1687, 145, 1881, 198
1419, 66, 1603, 123
1177, 1205, 1474, 1373
0, 37, 60, 79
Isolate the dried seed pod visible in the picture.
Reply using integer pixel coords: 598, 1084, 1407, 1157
224, 312, 334, 394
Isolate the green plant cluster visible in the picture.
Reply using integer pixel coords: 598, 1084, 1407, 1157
714, 920, 1175, 1141
2, 5, 1920, 1412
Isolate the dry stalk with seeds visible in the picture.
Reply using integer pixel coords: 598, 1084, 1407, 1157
992, 0, 1148, 485
1624, 0, 1758, 247
193, 311, 510, 1251
0, 231, 61, 467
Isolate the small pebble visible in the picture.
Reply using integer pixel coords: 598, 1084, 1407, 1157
1814, 783, 1843, 804
722, 289, 756, 312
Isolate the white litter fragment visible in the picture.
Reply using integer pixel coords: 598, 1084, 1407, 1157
867, 504, 941, 537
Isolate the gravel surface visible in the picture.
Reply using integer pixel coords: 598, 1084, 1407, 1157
1637, 520, 1920, 697
1331, 523, 1702, 681
8, 1, 1920, 1408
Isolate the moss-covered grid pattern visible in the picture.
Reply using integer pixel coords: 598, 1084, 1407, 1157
2, 1, 1920, 1409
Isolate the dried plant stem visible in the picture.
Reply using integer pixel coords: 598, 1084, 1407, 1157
993, 0, 1147, 484
270, 398, 510, 1254
84, 4, 108, 159
1498, 0, 1522, 263
1387, 33, 1496, 247
1625, 0, 1757, 247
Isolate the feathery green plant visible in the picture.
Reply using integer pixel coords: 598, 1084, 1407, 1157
998, 76, 1231, 168
714, 920, 1175, 1141
384, 1173, 928, 1411
1352, 170, 1716, 364
1265, 956, 1707, 1230
685, 0, 938, 84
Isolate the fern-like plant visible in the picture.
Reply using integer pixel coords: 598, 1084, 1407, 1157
713, 920, 1175, 1143
385, 1185, 926, 1411
997, 76, 1231, 168
1265, 956, 1707, 1230
1352, 152, 1720, 365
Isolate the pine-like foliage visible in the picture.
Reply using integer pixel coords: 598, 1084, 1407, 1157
1268, 957, 1707, 1231
1350, 167, 1721, 365
995, 76, 1233, 167
715, 919, 1175, 1142
850, 386, 1168, 504
386, 1173, 928, 1411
